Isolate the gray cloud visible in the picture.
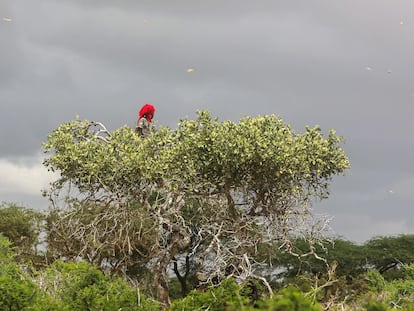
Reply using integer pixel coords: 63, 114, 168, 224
1, 0, 413, 241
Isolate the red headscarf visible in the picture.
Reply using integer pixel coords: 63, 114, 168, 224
139, 104, 155, 122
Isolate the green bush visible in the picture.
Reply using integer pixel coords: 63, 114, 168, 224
363, 300, 389, 311
0, 234, 47, 311
367, 270, 387, 293
0, 268, 38, 311
171, 278, 322, 311
0, 234, 158, 310
171, 278, 251, 311
256, 286, 322, 311
0, 233, 13, 262
356, 265, 414, 311
0, 235, 31, 310
38, 260, 158, 311
384, 279, 414, 309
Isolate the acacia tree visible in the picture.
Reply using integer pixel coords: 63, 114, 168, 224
43, 110, 349, 307
364, 235, 414, 276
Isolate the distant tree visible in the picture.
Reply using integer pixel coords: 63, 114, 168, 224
43, 111, 349, 307
0, 203, 43, 263
364, 235, 414, 277
267, 238, 367, 281
276, 235, 414, 280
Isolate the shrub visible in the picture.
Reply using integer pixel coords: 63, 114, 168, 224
363, 300, 389, 311
367, 270, 387, 293
257, 286, 322, 311
37, 260, 158, 311
0, 234, 44, 311
171, 278, 323, 311
0, 268, 39, 311
171, 278, 251, 311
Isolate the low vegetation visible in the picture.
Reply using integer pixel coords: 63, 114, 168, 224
3, 230, 414, 310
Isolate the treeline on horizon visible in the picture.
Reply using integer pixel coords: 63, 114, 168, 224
1, 202, 414, 311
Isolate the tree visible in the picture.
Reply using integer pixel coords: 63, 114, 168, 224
267, 238, 367, 281
42, 111, 349, 307
0, 203, 44, 263
364, 235, 414, 277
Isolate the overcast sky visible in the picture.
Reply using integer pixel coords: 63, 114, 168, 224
1, 0, 413, 243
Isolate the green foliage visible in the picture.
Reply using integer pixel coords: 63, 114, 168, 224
383, 266, 414, 309
43, 119, 151, 194
354, 264, 414, 310
171, 279, 322, 311
265, 235, 414, 304
258, 286, 322, 311
0, 270, 38, 311
43, 111, 349, 214
367, 270, 387, 293
42, 111, 350, 305
364, 235, 414, 279
37, 260, 159, 311
0, 234, 49, 311
160, 111, 349, 202
0, 233, 13, 262
363, 300, 389, 311
169, 274, 199, 299
0, 236, 158, 310
271, 237, 414, 308
171, 278, 250, 311
0, 203, 43, 261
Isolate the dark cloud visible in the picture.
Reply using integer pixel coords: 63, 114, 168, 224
1, 0, 413, 241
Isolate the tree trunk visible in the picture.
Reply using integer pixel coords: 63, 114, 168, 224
225, 189, 237, 219
153, 253, 171, 309
173, 255, 190, 297
153, 225, 191, 309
